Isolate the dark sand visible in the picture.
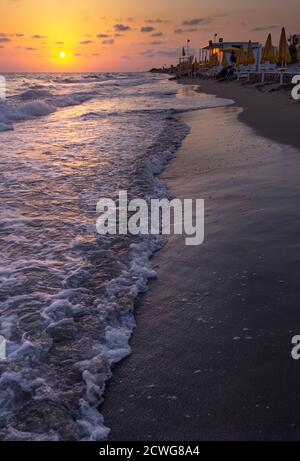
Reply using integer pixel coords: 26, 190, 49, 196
101, 82, 300, 441
186, 78, 300, 150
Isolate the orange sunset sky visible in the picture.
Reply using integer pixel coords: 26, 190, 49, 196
0, 0, 300, 72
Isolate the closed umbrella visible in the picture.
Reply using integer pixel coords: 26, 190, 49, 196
247, 41, 255, 65
278, 27, 291, 65
261, 33, 275, 63
297, 47, 300, 63
237, 48, 245, 66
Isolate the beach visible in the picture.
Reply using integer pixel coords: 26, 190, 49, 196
0, 73, 231, 440
187, 78, 300, 149
101, 81, 300, 440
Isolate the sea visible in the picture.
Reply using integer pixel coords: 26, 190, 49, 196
0, 72, 230, 440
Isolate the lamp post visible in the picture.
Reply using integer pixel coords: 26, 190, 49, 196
187, 39, 190, 58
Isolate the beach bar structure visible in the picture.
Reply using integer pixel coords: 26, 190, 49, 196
201, 40, 262, 71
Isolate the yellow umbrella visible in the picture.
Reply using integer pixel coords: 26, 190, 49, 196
247, 41, 255, 65
261, 33, 275, 63
237, 48, 245, 66
221, 52, 228, 66
278, 27, 291, 64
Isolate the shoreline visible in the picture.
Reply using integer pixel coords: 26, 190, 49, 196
101, 82, 300, 440
179, 78, 300, 150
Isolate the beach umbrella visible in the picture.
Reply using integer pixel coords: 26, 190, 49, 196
261, 33, 275, 63
237, 48, 246, 66
182, 46, 186, 57
246, 41, 256, 65
278, 27, 291, 64
221, 52, 228, 66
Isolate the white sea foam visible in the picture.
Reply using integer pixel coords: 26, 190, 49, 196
0, 72, 232, 440
0, 101, 55, 131
0, 89, 97, 131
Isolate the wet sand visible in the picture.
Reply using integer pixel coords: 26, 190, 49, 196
184, 78, 300, 149
101, 86, 300, 440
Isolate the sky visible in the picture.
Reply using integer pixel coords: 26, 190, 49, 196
0, 0, 300, 72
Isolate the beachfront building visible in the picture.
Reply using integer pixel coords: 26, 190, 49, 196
201, 40, 262, 71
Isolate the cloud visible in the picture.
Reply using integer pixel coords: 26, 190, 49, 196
149, 41, 164, 45
151, 32, 163, 37
0, 37, 11, 43
174, 28, 198, 34
141, 49, 178, 58
114, 24, 131, 32
182, 14, 228, 27
102, 39, 115, 45
251, 25, 277, 32
31, 35, 47, 39
141, 26, 155, 33
0, 32, 23, 38
97, 34, 111, 38
25, 47, 38, 51
79, 40, 94, 45
56, 41, 64, 44
182, 18, 206, 26
146, 19, 170, 24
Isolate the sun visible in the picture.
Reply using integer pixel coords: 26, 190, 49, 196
59, 51, 66, 59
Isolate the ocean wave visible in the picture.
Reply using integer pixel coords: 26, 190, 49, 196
0, 91, 96, 131
53, 92, 95, 107
0, 110, 189, 441
0, 73, 230, 440
53, 75, 112, 84
18, 89, 53, 101
0, 101, 56, 131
